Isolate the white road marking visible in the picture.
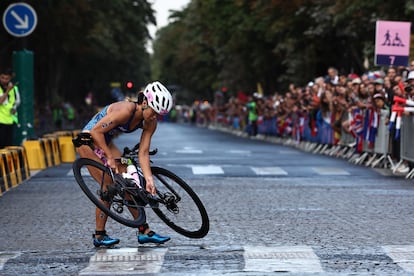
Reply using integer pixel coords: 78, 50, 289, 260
0, 252, 21, 270
383, 245, 414, 272
191, 165, 224, 175
176, 147, 203, 154
251, 167, 288, 175
4, 245, 414, 273
243, 246, 323, 273
312, 167, 350, 175
80, 247, 168, 275
67, 167, 89, 176
67, 166, 353, 177
226, 150, 251, 155
278, 150, 300, 154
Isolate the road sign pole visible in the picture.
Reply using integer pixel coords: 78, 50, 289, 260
13, 50, 35, 145
3, 3, 38, 145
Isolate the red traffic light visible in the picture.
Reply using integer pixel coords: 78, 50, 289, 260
126, 81, 133, 89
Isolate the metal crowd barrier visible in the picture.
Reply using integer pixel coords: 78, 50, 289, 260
389, 96, 414, 177
368, 110, 393, 168
216, 102, 414, 179
400, 116, 414, 178
400, 115, 414, 162
235, 106, 396, 169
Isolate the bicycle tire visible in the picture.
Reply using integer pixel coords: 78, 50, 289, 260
72, 158, 146, 228
151, 166, 209, 238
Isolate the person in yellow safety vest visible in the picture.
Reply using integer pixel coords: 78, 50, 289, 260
64, 102, 76, 130
0, 68, 20, 148
66, 104, 75, 121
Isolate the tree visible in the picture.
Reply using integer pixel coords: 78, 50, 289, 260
152, 0, 414, 100
0, 0, 155, 106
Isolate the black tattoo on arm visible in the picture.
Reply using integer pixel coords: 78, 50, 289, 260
101, 121, 113, 128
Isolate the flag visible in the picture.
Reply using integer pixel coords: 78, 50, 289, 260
367, 109, 379, 148
350, 108, 364, 152
395, 112, 402, 139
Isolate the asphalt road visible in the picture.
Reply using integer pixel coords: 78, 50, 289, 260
0, 122, 414, 275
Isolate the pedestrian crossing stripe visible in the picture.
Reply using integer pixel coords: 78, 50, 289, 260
80, 246, 324, 274
174, 149, 253, 155
191, 165, 224, 175
4, 245, 414, 273
175, 148, 203, 154
251, 167, 288, 175
226, 150, 251, 155
383, 245, 414, 272
66, 167, 89, 176
78, 245, 414, 274
79, 247, 167, 275
243, 246, 323, 273
312, 167, 350, 175
0, 252, 20, 270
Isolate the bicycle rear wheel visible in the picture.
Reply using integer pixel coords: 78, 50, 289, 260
151, 166, 209, 238
72, 158, 146, 228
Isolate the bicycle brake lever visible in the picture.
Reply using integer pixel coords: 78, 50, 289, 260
123, 147, 131, 155
132, 143, 140, 152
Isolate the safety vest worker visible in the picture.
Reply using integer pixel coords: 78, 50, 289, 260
0, 68, 20, 148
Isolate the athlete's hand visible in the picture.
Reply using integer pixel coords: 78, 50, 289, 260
107, 157, 118, 173
145, 177, 156, 195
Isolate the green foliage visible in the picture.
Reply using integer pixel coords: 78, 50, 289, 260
152, 0, 414, 102
0, 0, 155, 106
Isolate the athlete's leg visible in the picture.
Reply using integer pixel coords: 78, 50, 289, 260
77, 143, 119, 246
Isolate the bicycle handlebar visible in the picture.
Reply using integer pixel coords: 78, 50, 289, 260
122, 143, 158, 158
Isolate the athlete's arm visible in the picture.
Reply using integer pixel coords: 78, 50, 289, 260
139, 116, 157, 194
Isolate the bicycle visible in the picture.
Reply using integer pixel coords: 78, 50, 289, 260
72, 133, 209, 239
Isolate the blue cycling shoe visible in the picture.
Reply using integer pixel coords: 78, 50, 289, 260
138, 231, 170, 244
93, 233, 120, 247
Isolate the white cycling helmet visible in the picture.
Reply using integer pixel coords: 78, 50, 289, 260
143, 81, 173, 115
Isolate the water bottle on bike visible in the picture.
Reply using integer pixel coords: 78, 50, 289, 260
123, 164, 143, 188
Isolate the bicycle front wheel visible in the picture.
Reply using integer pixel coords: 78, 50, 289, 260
72, 158, 146, 228
151, 166, 209, 238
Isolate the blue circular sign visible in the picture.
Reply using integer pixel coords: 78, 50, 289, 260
3, 3, 37, 37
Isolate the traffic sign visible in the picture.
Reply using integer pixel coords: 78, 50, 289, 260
375, 20, 411, 67
3, 3, 37, 37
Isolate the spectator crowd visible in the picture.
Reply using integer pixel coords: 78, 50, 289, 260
182, 63, 414, 176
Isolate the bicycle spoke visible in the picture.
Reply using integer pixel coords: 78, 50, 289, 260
73, 158, 146, 228
151, 167, 209, 238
